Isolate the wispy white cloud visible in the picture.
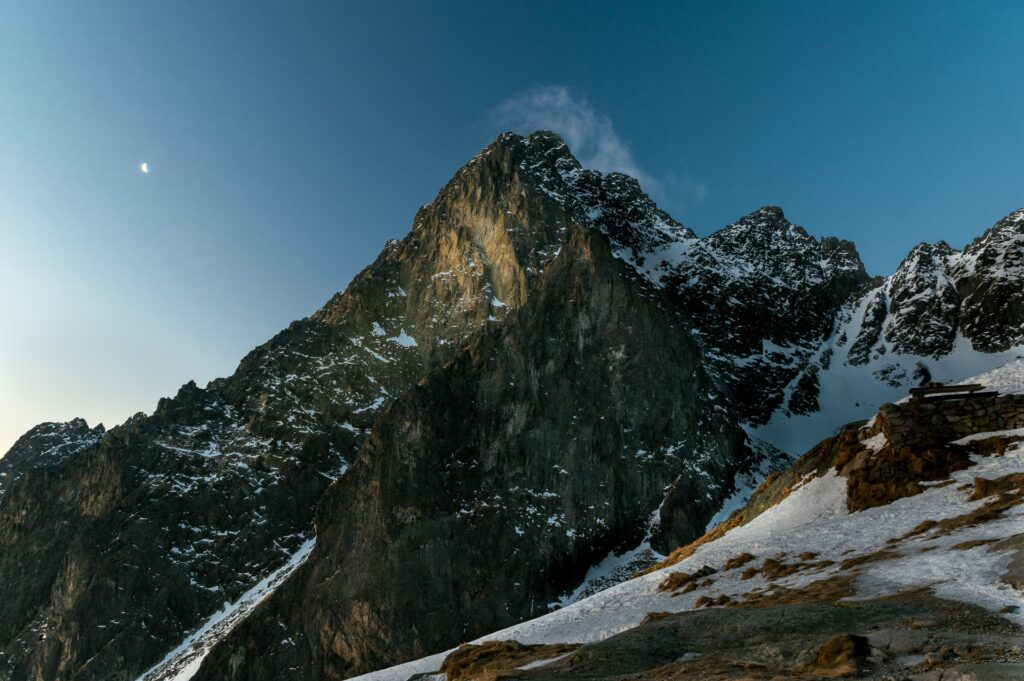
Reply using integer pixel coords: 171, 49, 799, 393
493, 86, 649, 182
491, 86, 707, 209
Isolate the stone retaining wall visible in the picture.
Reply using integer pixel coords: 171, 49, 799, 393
876, 394, 1024, 453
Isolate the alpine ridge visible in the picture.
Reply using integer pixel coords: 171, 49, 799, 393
1, 131, 1022, 681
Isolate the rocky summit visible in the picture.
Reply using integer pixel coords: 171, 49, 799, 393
2, 132, 1023, 681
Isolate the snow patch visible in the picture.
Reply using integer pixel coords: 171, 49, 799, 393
389, 329, 418, 348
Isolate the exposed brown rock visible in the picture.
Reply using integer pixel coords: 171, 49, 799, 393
951, 538, 1000, 550
734, 574, 855, 608
723, 552, 755, 570
970, 472, 1024, 501
839, 395, 1024, 512
640, 611, 673, 625
440, 640, 578, 681
799, 633, 871, 678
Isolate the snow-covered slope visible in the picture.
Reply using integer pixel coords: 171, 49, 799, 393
753, 324, 1024, 456
356, 359, 1024, 681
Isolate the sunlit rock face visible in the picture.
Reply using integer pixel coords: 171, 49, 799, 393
194, 217, 749, 681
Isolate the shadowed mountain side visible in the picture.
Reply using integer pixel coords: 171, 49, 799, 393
192, 224, 749, 681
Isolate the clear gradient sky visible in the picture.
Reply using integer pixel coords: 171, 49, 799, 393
2, 1, 1023, 454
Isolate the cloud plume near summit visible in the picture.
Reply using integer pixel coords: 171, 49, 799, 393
493, 86, 706, 207
493, 86, 651, 183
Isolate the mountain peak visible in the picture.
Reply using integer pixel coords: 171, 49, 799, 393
523, 128, 569, 149
901, 240, 957, 263
7, 124, 1024, 681
474, 129, 579, 172
751, 204, 786, 220
729, 205, 798, 233
709, 205, 816, 253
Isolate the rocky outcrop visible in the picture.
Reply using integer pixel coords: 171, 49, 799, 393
192, 201, 749, 681
953, 208, 1024, 352
0, 419, 104, 497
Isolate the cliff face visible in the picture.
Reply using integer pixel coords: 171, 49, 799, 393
193, 223, 747, 681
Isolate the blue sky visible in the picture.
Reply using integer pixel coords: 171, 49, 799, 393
2, 1, 1023, 453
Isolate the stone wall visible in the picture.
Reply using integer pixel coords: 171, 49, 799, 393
877, 393, 1024, 453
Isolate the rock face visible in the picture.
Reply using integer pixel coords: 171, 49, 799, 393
0, 133, 622, 681
0, 130, 1021, 681
0, 419, 104, 496
954, 208, 1024, 352
343, 361, 1024, 681
192, 223, 747, 681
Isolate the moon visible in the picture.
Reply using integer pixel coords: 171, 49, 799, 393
140, 162, 149, 174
